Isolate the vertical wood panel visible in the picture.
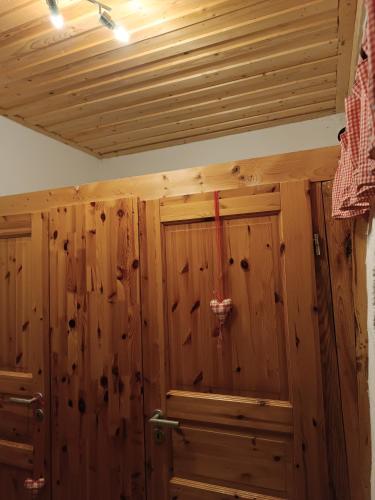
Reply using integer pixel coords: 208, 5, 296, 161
139, 200, 169, 500
279, 181, 329, 499
50, 199, 145, 500
310, 182, 350, 500
353, 216, 371, 500
30, 213, 50, 498
322, 181, 369, 500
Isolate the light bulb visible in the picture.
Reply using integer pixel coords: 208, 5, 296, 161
50, 13, 64, 29
114, 24, 130, 43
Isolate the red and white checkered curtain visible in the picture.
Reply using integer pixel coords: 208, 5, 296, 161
332, 0, 375, 218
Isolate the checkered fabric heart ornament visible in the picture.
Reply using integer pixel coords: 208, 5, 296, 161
24, 478, 46, 496
210, 298, 232, 326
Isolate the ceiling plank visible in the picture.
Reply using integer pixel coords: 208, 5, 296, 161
75, 75, 337, 145
7, 21, 338, 120
336, 0, 359, 110
0, 0, 357, 156
98, 107, 335, 157
49, 58, 338, 136
92, 93, 336, 154
0, 0, 334, 101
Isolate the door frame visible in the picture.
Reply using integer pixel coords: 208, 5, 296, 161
140, 181, 329, 499
0, 211, 50, 499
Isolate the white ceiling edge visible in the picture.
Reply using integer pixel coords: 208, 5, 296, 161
0, 113, 345, 197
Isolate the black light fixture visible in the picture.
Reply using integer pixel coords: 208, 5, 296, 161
98, 8, 130, 43
46, 0, 131, 43
46, 0, 64, 29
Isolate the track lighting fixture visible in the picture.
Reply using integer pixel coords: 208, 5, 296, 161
99, 10, 130, 43
46, 0, 131, 44
46, 0, 64, 29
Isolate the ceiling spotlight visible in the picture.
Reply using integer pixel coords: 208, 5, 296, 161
99, 10, 130, 43
46, 0, 64, 29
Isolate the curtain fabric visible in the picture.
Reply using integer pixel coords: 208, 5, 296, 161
333, 0, 375, 218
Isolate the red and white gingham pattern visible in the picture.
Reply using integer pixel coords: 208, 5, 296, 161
351, 58, 375, 200
332, 20, 375, 218
24, 478, 46, 491
332, 131, 368, 218
210, 298, 232, 325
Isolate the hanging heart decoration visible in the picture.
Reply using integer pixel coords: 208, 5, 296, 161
210, 191, 232, 347
24, 478, 46, 496
210, 298, 232, 327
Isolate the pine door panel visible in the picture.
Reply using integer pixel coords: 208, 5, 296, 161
0, 212, 50, 499
141, 182, 329, 500
49, 199, 145, 500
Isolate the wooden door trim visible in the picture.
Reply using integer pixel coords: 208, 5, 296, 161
167, 390, 293, 434
170, 477, 284, 499
279, 181, 329, 498
30, 212, 51, 497
0, 147, 339, 217
0, 371, 34, 395
0, 439, 34, 471
140, 199, 169, 500
160, 187, 281, 222
141, 182, 330, 499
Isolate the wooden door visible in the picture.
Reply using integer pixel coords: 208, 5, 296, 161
0, 212, 50, 499
49, 198, 145, 500
140, 181, 329, 500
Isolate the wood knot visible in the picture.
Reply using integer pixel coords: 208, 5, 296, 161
240, 259, 249, 270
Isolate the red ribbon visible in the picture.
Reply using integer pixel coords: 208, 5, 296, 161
214, 191, 224, 302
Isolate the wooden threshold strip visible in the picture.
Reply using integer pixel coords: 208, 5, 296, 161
167, 391, 293, 434
0, 370, 33, 396
0, 439, 33, 471
160, 192, 281, 222
170, 477, 283, 499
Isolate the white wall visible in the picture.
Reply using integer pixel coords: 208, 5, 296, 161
101, 113, 346, 179
0, 113, 345, 196
0, 117, 98, 197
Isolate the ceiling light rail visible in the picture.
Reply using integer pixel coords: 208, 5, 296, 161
46, 0, 131, 43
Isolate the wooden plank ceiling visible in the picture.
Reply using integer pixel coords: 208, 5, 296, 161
0, 0, 358, 158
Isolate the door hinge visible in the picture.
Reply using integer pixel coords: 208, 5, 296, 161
313, 233, 321, 256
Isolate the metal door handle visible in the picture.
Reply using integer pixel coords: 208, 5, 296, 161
149, 409, 180, 428
8, 392, 43, 406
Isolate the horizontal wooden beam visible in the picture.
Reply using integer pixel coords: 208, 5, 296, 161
170, 477, 282, 500
167, 390, 293, 433
0, 371, 34, 396
160, 192, 281, 222
0, 146, 340, 216
0, 438, 33, 471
